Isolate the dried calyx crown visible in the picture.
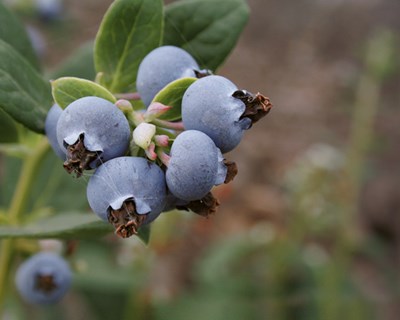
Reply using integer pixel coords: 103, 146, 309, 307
35, 274, 57, 294
107, 199, 147, 238
233, 90, 273, 126
63, 133, 100, 177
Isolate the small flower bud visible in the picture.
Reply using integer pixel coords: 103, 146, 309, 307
143, 102, 171, 122
145, 142, 157, 161
154, 135, 169, 147
115, 99, 133, 112
133, 123, 156, 149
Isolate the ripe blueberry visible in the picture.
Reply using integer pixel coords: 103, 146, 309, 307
56, 96, 130, 177
86, 156, 167, 238
136, 46, 203, 107
15, 252, 72, 305
165, 130, 228, 202
182, 75, 272, 153
45, 103, 65, 159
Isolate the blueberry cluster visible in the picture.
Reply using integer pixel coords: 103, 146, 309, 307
45, 45, 272, 239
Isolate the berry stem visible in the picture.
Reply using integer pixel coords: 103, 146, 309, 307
151, 119, 185, 131
0, 137, 50, 311
157, 150, 171, 167
114, 92, 141, 100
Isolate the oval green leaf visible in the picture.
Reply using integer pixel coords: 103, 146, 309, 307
152, 77, 197, 121
0, 213, 150, 243
94, 0, 163, 93
163, 0, 249, 71
0, 109, 18, 143
0, 39, 52, 133
0, 2, 40, 71
51, 77, 116, 109
0, 213, 112, 239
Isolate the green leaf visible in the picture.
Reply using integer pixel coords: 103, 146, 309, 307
0, 109, 18, 143
137, 224, 151, 244
0, 2, 40, 71
152, 77, 197, 121
163, 0, 249, 71
0, 39, 52, 133
51, 77, 117, 109
0, 213, 151, 243
94, 0, 163, 93
0, 213, 112, 239
48, 41, 95, 81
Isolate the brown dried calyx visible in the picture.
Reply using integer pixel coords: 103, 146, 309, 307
177, 192, 220, 218
232, 90, 273, 126
63, 133, 99, 178
194, 69, 213, 79
224, 160, 238, 184
35, 274, 57, 294
108, 200, 147, 239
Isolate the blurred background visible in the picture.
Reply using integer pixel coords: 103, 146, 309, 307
2, 0, 400, 319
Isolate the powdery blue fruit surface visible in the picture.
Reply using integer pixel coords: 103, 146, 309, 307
44, 104, 65, 159
15, 252, 72, 305
87, 156, 167, 224
56, 96, 130, 168
136, 46, 199, 106
182, 75, 251, 153
166, 130, 227, 201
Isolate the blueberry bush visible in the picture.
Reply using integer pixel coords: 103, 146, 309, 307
1, 0, 398, 319
0, 0, 274, 316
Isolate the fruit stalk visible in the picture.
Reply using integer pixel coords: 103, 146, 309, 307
0, 138, 49, 311
151, 119, 184, 131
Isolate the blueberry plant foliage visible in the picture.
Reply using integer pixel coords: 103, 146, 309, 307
0, 0, 273, 307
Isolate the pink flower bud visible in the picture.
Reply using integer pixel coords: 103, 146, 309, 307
143, 102, 172, 122
154, 135, 169, 147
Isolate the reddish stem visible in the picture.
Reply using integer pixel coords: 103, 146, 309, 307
152, 119, 185, 131
114, 92, 141, 100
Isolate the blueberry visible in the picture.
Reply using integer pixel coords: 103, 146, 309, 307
136, 46, 200, 106
182, 75, 272, 153
35, 0, 63, 21
44, 104, 65, 160
15, 252, 72, 305
166, 130, 227, 201
56, 96, 130, 177
87, 156, 167, 238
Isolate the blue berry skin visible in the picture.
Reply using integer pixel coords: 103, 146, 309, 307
56, 96, 130, 169
35, 0, 63, 21
182, 75, 251, 153
44, 104, 66, 160
166, 130, 227, 201
136, 46, 200, 106
15, 252, 72, 305
87, 156, 167, 225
